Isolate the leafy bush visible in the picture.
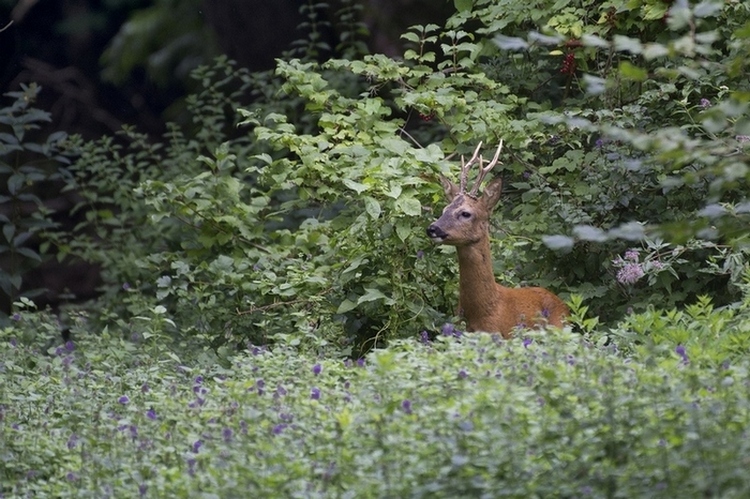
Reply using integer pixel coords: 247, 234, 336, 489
2, 315, 750, 497
0, 84, 75, 321
50, 0, 750, 353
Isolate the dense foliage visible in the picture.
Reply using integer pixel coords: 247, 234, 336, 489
2, 1, 750, 496
2, 311, 750, 497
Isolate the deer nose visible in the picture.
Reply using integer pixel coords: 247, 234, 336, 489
426, 224, 447, 240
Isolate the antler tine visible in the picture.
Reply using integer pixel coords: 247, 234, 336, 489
459, 141, 483, 194
469, 140, 504, 197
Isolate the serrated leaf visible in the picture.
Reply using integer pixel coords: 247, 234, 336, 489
401, 32, 420, 43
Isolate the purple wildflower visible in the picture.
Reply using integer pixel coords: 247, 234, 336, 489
441, 323, 454, 336
624, 249, 640, 262
523, 337, 533, 348
11, 312, 21, 321
118, 396, 129, 405
222, 427, 233, 443
420, 331, 430, 344
312, 364, 322, 376
311, 387, 321, 400
188, 398, 205, 408
700, 98, 711, 109
122, 282, 131, 291
192, 440, 203, 453
187, 458, 197, 476
272, 424, 287, 435
356, 358, 365, 367
146, 408, 157, 420
616, 263, 644, 285
401, 399, 413, 414
676, 344, 689, 364
458, 369, 468, 379
67, 434, 78, 450
141, 383, 150, 393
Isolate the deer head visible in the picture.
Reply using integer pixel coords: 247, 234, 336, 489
426, 141, 504, 246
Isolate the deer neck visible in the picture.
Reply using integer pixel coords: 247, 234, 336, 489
456, 236, 504, 320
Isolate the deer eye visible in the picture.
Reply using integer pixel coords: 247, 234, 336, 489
459, 210, 472, 219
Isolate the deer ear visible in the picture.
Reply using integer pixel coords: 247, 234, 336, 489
439, 175, 461, 200
481, 177, 503, 210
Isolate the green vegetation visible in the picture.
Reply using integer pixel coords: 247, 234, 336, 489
2, 308, 750, 497
2, 0, 750, 496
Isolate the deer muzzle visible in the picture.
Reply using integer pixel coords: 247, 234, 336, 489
426, 224, 448, 242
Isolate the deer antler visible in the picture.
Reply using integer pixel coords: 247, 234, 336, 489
459, 141, 484, 194
468, 140, 503, 197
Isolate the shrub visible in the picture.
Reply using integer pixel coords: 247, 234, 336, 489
55, 0, 750, 351
0, 83, 76, 321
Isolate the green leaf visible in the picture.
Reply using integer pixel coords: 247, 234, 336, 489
16, 247, 41, 261
454, 0, 473, 13
619, 61, 648, 82
395, 196, 421, 217
3, 223, 15, 243
342, 178, 369, 194
364, 196, 381, 219
395, 221, 412, 242
357, 288, 387, 304
336, 299, 358, 314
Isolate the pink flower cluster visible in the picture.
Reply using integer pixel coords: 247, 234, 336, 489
613, 249, 644, 285
612, 248, 665, 285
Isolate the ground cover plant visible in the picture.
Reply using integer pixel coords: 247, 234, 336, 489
2, 310, 750, 497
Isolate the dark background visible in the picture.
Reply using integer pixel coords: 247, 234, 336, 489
1, 0, 454, 139
0, 0, 454, 313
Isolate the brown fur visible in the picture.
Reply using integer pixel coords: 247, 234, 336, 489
427, 174, 568, 338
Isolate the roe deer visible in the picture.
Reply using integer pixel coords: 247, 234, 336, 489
426, 141, 568, 338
